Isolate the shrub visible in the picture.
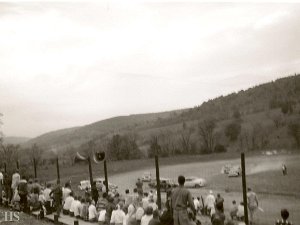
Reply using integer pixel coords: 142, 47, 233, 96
214, 144, 227, 153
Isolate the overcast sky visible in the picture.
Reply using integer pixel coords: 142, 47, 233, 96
0, 1, 300, 138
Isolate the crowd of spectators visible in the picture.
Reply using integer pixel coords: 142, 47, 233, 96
0, 170, 293, 225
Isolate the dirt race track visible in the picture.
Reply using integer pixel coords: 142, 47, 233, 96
107, 153, 300, 225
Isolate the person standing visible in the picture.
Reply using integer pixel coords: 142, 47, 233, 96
247, 188, 259, 225
43, 183, 52, 215
91, 181, 99, 205
211, 201, 225, 225
18, 178, 28, 212
193, 197, 200, 214
215, 193, 224, 212
171, 175, 196, 225
50, 180, 63, 216
282, 164, 287, 176
0, 171, 3, 205
62, 182, 72, 203
205, 190, 215, 216
11, 169, 20, 202
3, 172, 12, 205
136, 179, 143, 199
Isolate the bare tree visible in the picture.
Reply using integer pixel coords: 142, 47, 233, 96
0, 144, 20, 172
180, 127, 192, 154
28, 143, 44, 165
198, 118, 216, 153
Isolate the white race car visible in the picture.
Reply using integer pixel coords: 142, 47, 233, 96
141, 172, 152, 182
228, 166, 241, 177
184, 176, 206, 188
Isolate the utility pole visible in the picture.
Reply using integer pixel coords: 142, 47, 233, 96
104, 160, 109, 193
88, 156, 93, 186
241, 153, 249, 225
56, 157, 60, 184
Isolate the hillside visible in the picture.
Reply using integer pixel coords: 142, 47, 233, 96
24, 110, 185, 150
24, 74, 300, 158
3, 136, 31, 145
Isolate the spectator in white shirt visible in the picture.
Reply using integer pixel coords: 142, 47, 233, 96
141, 206, 153, 225
98, 209, 106, 225
148, 196, 158, 211
142, 193, 149, 210
70, 195, 81, 217
43, 184, 52, 202
110, 203, 126, 225
43, 183, 52, 215
62, 182, 72, 203
193, 197, 200, 213
63, 192, 74, 215
88, 200, 98, 222
11, 170, 20, 194
135, 202, 145, 224
205, 190, 215, 216
125, 204, 137, 225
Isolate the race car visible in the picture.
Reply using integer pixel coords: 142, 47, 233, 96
184, 176, 206, 188
221, 164, 233, 174
141, 172, 152, 182
228, 166, 241, 177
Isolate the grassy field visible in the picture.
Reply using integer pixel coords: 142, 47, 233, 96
35, 151, 300, 225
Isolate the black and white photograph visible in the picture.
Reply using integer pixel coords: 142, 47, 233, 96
0, 1, 299, 225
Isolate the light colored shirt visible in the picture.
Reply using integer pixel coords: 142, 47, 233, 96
142, 197, 149, 209
205, 194, 215, 208
43, 188, 52, 201
135, 207, 144, 220
141, 215, 153, 225
98, 209, 106, 222
70, 200, 81, 216
125, 194, 133, 206
237, 205, 244, 218
62, 187, 72, 202
63, 196, 74, 210
193, 199, 200, 210
88, 204, 98, 220
39, 194, 45, 203
11, 173, 20, 189
110, 209, 126, 224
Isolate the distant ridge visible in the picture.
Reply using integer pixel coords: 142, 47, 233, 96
24, 74, 300, 153
4, 136, 31, 145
